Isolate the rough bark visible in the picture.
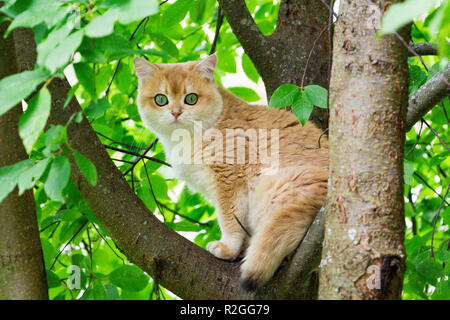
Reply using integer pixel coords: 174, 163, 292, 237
218, 0, 331, 129
319, 0, 409, 299
0, 22, 48, 300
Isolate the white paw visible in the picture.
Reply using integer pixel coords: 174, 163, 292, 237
207, 241, 238, 260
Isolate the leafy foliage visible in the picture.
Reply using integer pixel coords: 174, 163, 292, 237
268, 84, 328, 125
0, 0, 448, 300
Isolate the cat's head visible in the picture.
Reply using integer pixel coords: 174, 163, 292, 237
134, 55, 223, 136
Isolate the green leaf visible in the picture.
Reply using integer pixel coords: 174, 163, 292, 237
152, 33, 179, 57
73, 63, 96, 99
115, 0, 160, 25
94, 33, 133, 52
109, 265, 149, 292
216, 49, 236, 73
0, 159, 34, 203
19, 87, 51, 154
104, 284, 120, 300
292, 91, 314, 126
17, 158, 50, 195
47, 270, 62, 289
268, 84, 299, 108
86, 0, 159, 37
73, 150, 98, 186
85, 9, 119, 38
84, 98, 112, 119
5, 0, 60, 35
415, 254, 443, 284
45, 29, 84, 73
43, 125, 66, 156
36, 25, 73, 67
404, 159, 415, 186
0, 69, 49, 117
137, 185, 157, 212
54, 209, 83, 222
228, 87, 260, 102
381, 0, 438, 35
304, 85, 328, 109
161, 0, 191, 27
44, 156, 71, 202
242, 54, 259, 83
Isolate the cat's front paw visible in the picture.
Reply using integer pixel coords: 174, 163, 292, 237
207, 241, 239, 261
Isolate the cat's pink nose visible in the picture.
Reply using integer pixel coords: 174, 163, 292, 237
171, 111, 182, 119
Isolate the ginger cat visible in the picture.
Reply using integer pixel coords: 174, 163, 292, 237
134, 54, 328, 291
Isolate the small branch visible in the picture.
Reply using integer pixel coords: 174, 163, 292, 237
422, 119, 450, 153
405, 120, 423, 157
216, 0, 265, 56
49, 220, 88, 270
301, 25, 328, 89
430, 182, 450, 258
157, 201, 210, 226
294, 128, 328, 150
103, 143, 170, 168
413, 172, 450, 207
409, 42, 438, 56
405, 63, 450, 132
104, 17, 149, 97
96, 131, 148, 150
209, 6, 224, 55
121, 138, 160, 176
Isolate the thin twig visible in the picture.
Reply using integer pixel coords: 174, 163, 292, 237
413, 172, 450, 206
121, 138, 161, 176
105, 16, 149, 97
442, 101, 450, 125
96, 131, 148, 150
294, 128, 329, 150
430, 181, 450, 258
301, 25, 328, 89
104, 143, 170, 168
156, 201, 210, 226
142, 160, 165, 218
90, 223, 125, 262
422, 119, 450, 153
50, 220, 88, 270
209, 6, 224, 55
407, 189, 417, 236
405, 120, 423, 157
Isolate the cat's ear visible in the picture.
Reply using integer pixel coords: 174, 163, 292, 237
195, 54, 217, 81
134, 56, 158, 82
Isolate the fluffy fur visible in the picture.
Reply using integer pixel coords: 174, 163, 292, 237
134, 55, 329, 291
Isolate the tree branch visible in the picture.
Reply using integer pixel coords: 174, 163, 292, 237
405, 63, 450, 132
216, 0, 265, 58
409, 42, 438, 56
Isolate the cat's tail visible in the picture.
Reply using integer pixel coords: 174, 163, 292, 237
240, 179, 326, 292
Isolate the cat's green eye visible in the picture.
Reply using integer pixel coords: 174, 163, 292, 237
184, 93, 198, 105
154, 94, 168, 107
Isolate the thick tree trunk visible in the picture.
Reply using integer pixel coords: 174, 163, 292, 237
319, 0, 409, 299
0, 22, 48, 300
